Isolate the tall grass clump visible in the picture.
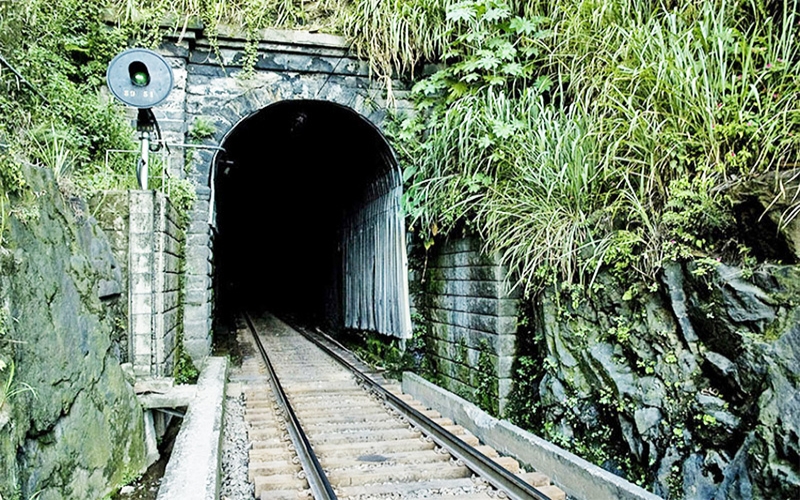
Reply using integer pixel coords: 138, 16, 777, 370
394, 0, 800, 293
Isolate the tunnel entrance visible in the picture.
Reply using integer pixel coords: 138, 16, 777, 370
212, 100, 411, 338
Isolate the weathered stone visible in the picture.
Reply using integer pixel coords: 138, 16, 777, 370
703, 351, 743, 394
587, 342, 636, 398
682, 453, 719, 500
0, 166, 145, 499
637, 377, 666, 408
618, 415, 643, 460
716, 265, 776, 324
662, 262, 700, 352
714, 433, 755, 500
634, 407, 662, 437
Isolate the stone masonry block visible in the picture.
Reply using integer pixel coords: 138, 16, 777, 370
184, 286, 207, 306
188, 220, 210, 235
134, 354, 153, 374
184, 338, 211, 366
129, 190, 155, 211
130, 252, 154, 273
426, 322, 515, 353
186, 256, 211, 277
163, 291, 180, 312
438, 280, 513, 299
187, 233, 209, 247
429, 265, 507, 282
184, 305, 210, 328
164, 254, 180, 274
434, 251, 493, 269
498, 377, 513, 401
132, 313, 153, 337
130, 232, 155, 255
131, 273, 154, 296
163, 309, 179, 335
430, 308, 518, 335
164, 273, 180, 292
183, 320, 210, 343
430, 295, 518, 317
130, 293, 153, 314
133, 326, 153, 356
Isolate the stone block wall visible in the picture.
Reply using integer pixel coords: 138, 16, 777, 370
416, 236, 519, 415
154, 195, 184, 372
94, 193, 186, 377
129, 191, 155, 373
182, 187, 213, 362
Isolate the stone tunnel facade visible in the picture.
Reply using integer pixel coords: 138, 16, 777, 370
151, 27, 413, 361
147, 28, 520, 414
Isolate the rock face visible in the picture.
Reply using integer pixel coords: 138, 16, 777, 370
519, 261, 800, 499
0, 166, 146, 499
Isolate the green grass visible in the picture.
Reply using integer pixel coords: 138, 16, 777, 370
395, 0, 800, 292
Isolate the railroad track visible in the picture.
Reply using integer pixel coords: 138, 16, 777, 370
227, 312, 566, 500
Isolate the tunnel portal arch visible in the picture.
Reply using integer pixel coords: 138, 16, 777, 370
173, 30, 417, 358
212, 100, 412, 339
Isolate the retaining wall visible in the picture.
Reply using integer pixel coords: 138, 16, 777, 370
93, 190, 185, 376
414, 236, 519, 414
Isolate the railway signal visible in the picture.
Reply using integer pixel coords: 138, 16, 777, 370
106, 49, 173, 189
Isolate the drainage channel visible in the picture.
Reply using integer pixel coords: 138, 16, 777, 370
239, 312, 565, 500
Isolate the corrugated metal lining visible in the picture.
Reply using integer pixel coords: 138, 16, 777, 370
342, 168, 412, 339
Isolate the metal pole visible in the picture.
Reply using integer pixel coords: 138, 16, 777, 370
139, 130, 150, 189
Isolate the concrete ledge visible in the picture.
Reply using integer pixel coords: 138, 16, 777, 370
402, 372, 663, 500
157, 357, 228, 500
137, 385, 197, 409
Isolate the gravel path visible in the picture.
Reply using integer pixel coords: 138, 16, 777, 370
220, 392, 255, 500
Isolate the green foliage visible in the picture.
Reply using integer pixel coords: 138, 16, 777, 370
475, 341, 498, 415
0, 0, 137, 199
188, 118, 216, 143
393, 0, 800, 293
0, 360, 36, 413
661, 176, 734, 258
344, 330, 416, 380
173, 344, 199, 385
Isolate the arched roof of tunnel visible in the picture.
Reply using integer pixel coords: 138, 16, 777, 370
211, 99, 411, 339
216, 100, 400, 202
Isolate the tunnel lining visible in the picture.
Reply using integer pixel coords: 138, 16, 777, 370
212, 99, 412, 339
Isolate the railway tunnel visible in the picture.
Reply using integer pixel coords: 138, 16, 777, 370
212, 100, 412, 338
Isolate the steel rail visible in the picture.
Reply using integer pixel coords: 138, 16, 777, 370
242, 313, 338, 500
290, 322, 553, 500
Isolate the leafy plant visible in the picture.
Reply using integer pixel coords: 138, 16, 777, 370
173, 347, 199, 385
187, 118, 216, 143
395, 0, 800, 294
0, 360, 35, 412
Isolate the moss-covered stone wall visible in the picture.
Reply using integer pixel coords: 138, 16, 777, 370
412, 235, 518, 415
507, 262, 800, 499
0, 166, 146, 499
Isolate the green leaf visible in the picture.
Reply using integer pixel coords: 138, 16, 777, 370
476, 53, 501, 70
446, 2, 475, 23
403, 165, 418, 182
484, 7, 511, 22
501, 62, 524, 76
534, 75, 553, 92
448, 82, 469, 98
491, 119, 517, 139
509, 16, 538, 35
485, 75, 506, 86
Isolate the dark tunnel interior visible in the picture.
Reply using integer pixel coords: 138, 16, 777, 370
213, 100, 397, 328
